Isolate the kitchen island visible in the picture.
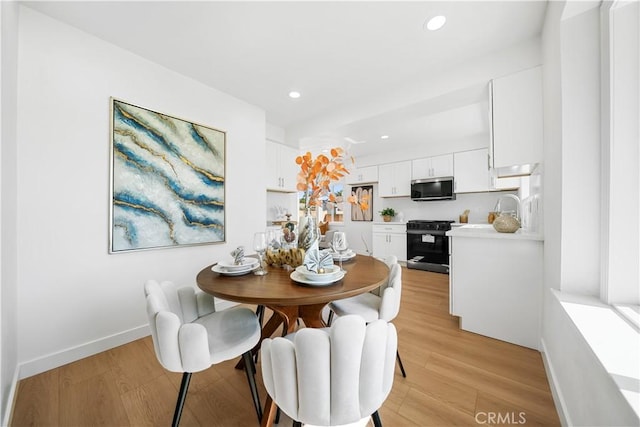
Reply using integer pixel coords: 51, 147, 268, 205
447, 224, 543, 349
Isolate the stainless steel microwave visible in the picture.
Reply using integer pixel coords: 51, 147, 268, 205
410, 177, 456, 201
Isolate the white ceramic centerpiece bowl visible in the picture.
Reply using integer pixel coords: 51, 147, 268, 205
295, 265, 342, 282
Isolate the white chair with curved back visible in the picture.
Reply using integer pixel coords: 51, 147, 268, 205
327, 261, 407, 378
144, 280, 262, 426
261, 315, 397, 427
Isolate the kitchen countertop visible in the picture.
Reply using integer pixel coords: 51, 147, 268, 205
446, 224, 544, 241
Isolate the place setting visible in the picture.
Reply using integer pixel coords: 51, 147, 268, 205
290, 240, 346, 287
211, 246, 261, 276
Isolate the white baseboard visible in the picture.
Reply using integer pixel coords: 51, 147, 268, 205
17, 298, 238, 380
540, 338, 570, 427
18, 324, 151, 380
2, 365, 20, 427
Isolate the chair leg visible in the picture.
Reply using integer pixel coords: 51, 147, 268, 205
371, 410, 383, 427
292, 421, 302, 427
254, 305, 265, 363
396, 350, 407, 378
172, 372, 192, 427
327, 309, 335, 326
275, 407, 281, 424
242, 351, 263, 423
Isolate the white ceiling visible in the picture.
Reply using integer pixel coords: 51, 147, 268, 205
22, 1, 548, 156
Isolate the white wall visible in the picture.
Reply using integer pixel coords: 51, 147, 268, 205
540, 3, 638, 425
16, 7, 267, 377
1, 1, 20, 424
559, 6, 601, 296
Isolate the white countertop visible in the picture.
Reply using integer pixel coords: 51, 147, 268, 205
446, 224, 544, 241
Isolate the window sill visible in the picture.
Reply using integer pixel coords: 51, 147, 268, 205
554, 290, 640, 419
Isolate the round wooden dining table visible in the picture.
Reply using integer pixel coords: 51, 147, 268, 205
196, 254, 389, 336
196, 254, 389, 427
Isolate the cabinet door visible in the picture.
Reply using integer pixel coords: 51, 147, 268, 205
347, 165, 378, 184
372, 233, 390, 258
266, 141, 298, 192
378, 164, 396, 197
279, 144, 299, 191
388, 234, 407, 262
411, 158, 432, 180
430, 154, 454, 178
266, 140, 281, 189
454, 149, 491, 193
491, 66, 543, 168
379, 161, 411, 197
412, 155, 453, 179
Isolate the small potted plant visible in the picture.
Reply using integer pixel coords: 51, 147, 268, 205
379, 207, 396, 222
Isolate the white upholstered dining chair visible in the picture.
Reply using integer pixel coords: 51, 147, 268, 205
144, 280, 262, 426
327, 262, 406, 377
261, 315, 397, 427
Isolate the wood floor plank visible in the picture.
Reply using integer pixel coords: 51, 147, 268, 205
11, 369, 59, 426
58, 369, 129, 426
10, 266, 560, 426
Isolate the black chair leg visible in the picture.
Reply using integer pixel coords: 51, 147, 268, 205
172, 372, 192, 427
275, 407, 281, 424
254, 305, 265, 363
396, 350, 407, 378
372, 410, 383, 427
242, 351, 263, 423
327, 310, 335, 326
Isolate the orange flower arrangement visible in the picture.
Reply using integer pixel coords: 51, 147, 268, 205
296, 147, 350, 209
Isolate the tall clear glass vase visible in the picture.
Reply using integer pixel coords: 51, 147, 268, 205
298, 208, 319, 251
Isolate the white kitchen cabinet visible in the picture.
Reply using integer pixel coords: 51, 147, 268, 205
372, 223, 407, 262
411, 154, 454, 180
453, 149, 491, 193
378, 161, 411, 197
447, 225, 543, 350
490, 66, 543, 169
347, 165, 378, 185
266, 140, 299, 192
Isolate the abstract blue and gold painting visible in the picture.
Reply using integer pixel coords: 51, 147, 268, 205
110, 99, 225, 252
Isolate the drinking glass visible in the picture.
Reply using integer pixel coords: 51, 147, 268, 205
253, 232, 268, 276
332, 231, 348, 272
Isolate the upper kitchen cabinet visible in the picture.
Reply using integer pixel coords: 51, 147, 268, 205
266, 140, 299, 192
454, 149, 491, 193
379, 161, 411, 197
411, 154, 454, 180
347, 165, 378, 185
490, 66, 543, 171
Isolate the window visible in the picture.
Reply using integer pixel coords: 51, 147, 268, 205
600, 0, 639, 307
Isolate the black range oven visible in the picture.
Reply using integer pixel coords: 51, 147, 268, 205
406, 220, 454, 274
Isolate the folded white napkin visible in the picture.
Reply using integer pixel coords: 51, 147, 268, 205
303, 241, 334, 273
230, 246, 245, 265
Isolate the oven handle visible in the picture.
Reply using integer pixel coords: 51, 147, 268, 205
406, 229, 447, 236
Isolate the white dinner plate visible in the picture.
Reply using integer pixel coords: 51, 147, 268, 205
211, 264, 259, 276
332, 251, 356, 261
217, 258, 259, 271
295, 265, 342, 282
290, 270, 345, 286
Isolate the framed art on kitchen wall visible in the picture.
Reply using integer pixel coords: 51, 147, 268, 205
350, 185, 373, 221
109, 98, 226, 252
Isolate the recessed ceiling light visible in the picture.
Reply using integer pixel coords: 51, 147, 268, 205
288, 91, 301, 99
425, 15, 446, 31
381, 135, 390, 140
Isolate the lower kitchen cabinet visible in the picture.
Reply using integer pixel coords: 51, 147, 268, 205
372, 223, 407, 261
447, 226, 543, 350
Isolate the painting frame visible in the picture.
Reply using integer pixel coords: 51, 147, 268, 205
109, 98, 226, 253
350, 185, 373, 221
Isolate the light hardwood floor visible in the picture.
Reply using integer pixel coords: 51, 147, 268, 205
11, 267, 560, 426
